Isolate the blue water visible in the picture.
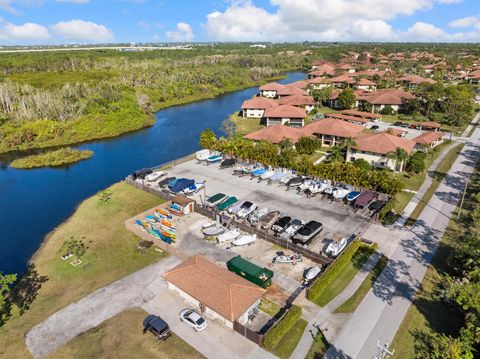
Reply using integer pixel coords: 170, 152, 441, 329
0, 72, 304, 274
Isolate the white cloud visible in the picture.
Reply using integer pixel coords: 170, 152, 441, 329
166, 22, 194, 42
51, 19, 113, 41
204, 0, 472, 42
449, 16, 479, 28
0, 21, 50, 40
403, 21, 446, 39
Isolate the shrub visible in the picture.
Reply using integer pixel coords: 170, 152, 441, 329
336, 88, 356, 109
353, 158, 372, 171
379, 106, 394, 115
307, 240, 362, 302
408, 152, 427, 173
263, 305, 302, 350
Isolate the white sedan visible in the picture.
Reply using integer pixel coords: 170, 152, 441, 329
179, 309, 208, 332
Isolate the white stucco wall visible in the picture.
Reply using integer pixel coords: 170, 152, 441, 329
243, 108, 265, 118
260, 90, 277, 98
347, 148, 402, 171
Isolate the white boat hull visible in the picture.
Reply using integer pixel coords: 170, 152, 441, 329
232, 234, 257, 246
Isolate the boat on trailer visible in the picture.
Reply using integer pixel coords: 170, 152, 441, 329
325, 237, 347, 258
206, 155, 222, 164
273, 253, 302, 264
217, 228, 241, 243
304, 266, 322, 282
232, 234, 257, 246
346, 191, 362, 202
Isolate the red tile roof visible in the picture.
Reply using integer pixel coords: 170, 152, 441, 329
356, 78, 377, 86
264, 104, 306, 119
353, 133, 416, 155
259, 82, 286, 91
276, 86, 308, 97
288, 80, 308, 89
278, 94, 315, 106
330, 75, 356, 84
357, 89, 415, 105
327, 113, 369, 124
384, 128, 407, 137
241, 97, 278, 110
341, 109, 382, 119
308, 77, 332, 85
419, 121, 442, 129
303, 118, 365, 138
244, 125, 304, 144
398, 75, 436, 85
163, 255, 266, 322
413, 131, 444, 144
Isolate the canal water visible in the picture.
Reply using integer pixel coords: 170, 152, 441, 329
0, 72, 304, 274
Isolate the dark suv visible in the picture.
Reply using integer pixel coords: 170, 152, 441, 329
143, 315, 171, 340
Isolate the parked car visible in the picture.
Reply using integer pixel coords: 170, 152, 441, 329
272, 216, 292, 233
292, 221, 323, 245
393, 121, 403, 126
143, 315, 171, 340
399, 122, 409, 128
370, 125, 380, 130
179, 309, 208, 332
132, 168, 153, 180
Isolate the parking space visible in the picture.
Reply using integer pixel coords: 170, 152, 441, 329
367, 121, 424, 139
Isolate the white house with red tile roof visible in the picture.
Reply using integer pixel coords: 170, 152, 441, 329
347, 132, 416, 171
263, 104, 307, 127
307, 77, 332, 90
244, 125, 304, 144
288, 80, 309, 89
241, 97, 278, 118
163, 255, 266, 329
397, 74, 436, 89
355, 78, 377, 91
413, 131, 444, 150
309, 63, 336, 76
303, 118, 365, 147
329, 74, 356, 88
258, 82, 286, 98
356, 88, 415, 113
278, 94, 315, 113
276, 85, 308, 98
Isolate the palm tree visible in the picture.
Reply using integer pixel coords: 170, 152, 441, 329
279, 138, 294, 154
340, 136, 358, 158
327, 147, 345, 163
387, 147, 409, 172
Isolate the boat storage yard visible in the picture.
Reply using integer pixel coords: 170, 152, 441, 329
126, 156, 381, 306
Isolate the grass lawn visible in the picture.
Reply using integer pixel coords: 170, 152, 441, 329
0, 182, 167, 358
335, 255, 389, 313
305, 330, 330, 359
466, 122, 477, 137
271, 318, 308, 359
405, 143, 464, 226
312, 245, 376, 307
259, 298, 282, 317
231, 114, 263, 135
47, 308, 204, 359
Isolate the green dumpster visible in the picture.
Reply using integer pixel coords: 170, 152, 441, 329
226, 255, 273, 288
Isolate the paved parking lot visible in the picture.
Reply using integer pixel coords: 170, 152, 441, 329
166, 159, 370, 255
367, 121, 424, 139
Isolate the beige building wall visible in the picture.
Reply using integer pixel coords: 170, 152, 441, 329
347, 148, 404, 171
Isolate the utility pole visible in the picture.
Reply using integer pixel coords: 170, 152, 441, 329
371, 340, 395, 359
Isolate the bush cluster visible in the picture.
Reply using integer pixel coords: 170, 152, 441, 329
263, 305, 302, 350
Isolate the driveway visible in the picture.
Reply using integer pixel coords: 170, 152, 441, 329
25, 256, 181, 359
141, 290, 275, 359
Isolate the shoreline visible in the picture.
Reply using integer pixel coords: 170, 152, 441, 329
0, 71, 296, 158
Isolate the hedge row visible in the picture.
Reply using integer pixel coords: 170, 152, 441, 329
307, 240, 362, 302
263, 305, 302, 350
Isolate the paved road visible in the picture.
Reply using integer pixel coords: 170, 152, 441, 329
25, 256, 181, 358
324, 113, 480, 358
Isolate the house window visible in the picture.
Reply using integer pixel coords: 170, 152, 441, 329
350, 157, 356, 162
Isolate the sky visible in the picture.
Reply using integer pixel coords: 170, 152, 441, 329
0, 0, 480, 45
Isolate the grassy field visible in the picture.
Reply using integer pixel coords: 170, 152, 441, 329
271, 318, 308, 359
405, 143, 464, 226
259, 298, 282, 317
312, 245, 376, 307
11, 147, 94, 169
335, 255, 388, 313
231, 114, 263, 135
0, 182, 167, 358
47, 308, 203, 359
305, 330, 330, 359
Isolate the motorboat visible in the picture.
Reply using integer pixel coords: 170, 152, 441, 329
132, 168, 152, 180
286, 177, 304, 189
206, 193, 227, 207
217, 228, 241, 243
260, 211, 280, 229
220, 158, 236, 169
298, 179, 315, 191
169, 178, 195, 194
206, 155, 222, 164
146, 170, 166, 182
293, 221, 323, 245
368, 200, 386, 212
259, 171, 275, 181
324, 186, 334, 196
284, 219, 305, 237
251, 168, 267, 177
233, 164, 253, 176
196, 149, 211, 161
232, 234, 257, 246
268, 172, 287, 183
237, 201, 257, 219
248, 208, 269, 225
217, 196, 238, 211
333, 187, 350, 200
304, 266, 322, 282
183, 182, 205, 195
202, 225, 225, 237
354, 190, 378, 209
347, 191, 362, 202
228, 200, 246, 215
325, 237, 348, 258
272, 216, 292, 233
272, 253, 302, 264
158, 176, 176, 188
202, 221, 216, 229
279, 173, 294, 184
308, 180, 329, 194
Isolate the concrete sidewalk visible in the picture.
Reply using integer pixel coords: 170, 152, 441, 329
290, 252, 382, 359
